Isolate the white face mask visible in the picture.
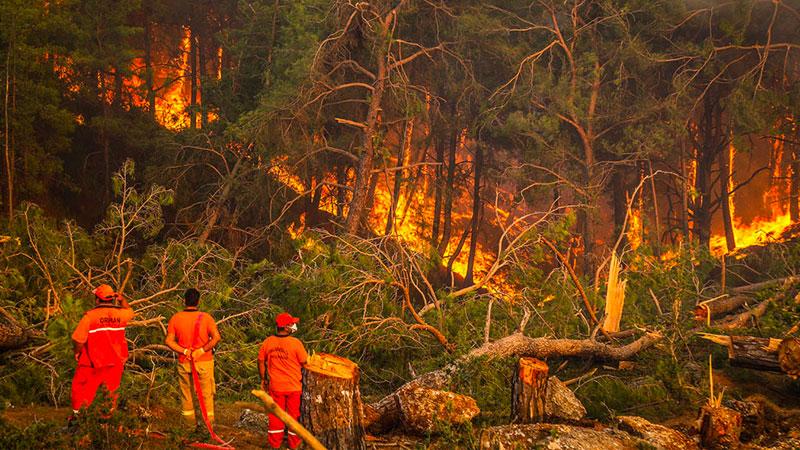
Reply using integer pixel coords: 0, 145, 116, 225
288, 323, 298, 333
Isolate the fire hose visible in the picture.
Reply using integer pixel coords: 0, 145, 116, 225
190, 313, 234, 449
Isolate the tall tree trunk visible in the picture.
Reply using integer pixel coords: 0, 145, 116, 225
264, 0, 280, 86
611, 168, 627, 245
100, 72, 112, 205
431, 134, 445, 246
344, 31, 388, 234
720, 143, 736, 252
336, 165, 347, 218
465, 144, 484, 285
3, 39, 13, 220
680, 145, 691, 242
386, 119, 412, 235
438, 127, 458, 254
198, 25, 208, 129
791, 140, 799, 222
189, 16, 197, 130
143, 7, 156, 119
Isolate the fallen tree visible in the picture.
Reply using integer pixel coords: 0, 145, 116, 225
0, 307, 28, 351
365, 331, 662, 432
698, 333, 794, 373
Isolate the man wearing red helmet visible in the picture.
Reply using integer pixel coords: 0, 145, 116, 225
70, 284, 134, 418
258, 312, 309, 449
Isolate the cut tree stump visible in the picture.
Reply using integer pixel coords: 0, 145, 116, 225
778, 338, 800, 379
300, 353, 366, 450
511, 358, 548, 423
395, 387, 479, 434
698, 404, 742, 449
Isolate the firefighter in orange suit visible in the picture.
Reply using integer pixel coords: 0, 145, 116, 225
258, 312, 309, 449
165, 288, 221, 426
70, 284, 134, 417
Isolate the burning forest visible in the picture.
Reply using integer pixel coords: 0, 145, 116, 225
3, 1, 800, 449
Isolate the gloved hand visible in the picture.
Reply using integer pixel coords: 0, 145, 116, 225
183, 348, 192, 360
191, 347, 206, 360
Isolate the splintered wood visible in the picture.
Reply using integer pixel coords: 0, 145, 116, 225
601, 252, 626, 333
300, 353, 365, 450
511, 358, 548, 423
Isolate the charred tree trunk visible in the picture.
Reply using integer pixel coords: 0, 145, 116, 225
189, 15, 197, 130
438, 126, 458, 254
431, 134, 445, 246
143, 6, 156, 119
336, 164, 347, 219
699, 405, 742, 450
612, 168, 627, 245
3, 38, 13, 220
344, 9, 391, 234
300, 353, 366, 450
198, 29, 208, 129
100, 72, 112, 205
511, 358, 548, 424
792, 141, 799, 222
465, 143, 484, 285
719, 143, 736, 252
386, 119, 412, 235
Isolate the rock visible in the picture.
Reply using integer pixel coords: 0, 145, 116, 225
396, 387, 480, 434
545, 376, 586, 421
236, 408, 270, 432
617, 415, 699, 450
478, 423, 650, 450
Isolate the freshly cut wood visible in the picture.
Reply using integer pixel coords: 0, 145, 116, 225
544, 376, 586, 421
478, 423, 652, 450
396, 387, 479, 434
511, 358, 548, 423
698, 404, 742, 449
365, 331, 661, 433
601, 252, 627, 333
698, 334, 782, 372
0, 307, 28, 351
694, 295, 750, 321
778, 338, 800, 379
617, 416, 698, 450
301, 353, 366, 450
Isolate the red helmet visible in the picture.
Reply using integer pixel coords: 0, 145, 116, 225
93, 284, 118, 302
275, 312, 299, 328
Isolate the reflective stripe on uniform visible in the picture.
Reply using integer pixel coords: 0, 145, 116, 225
287, 431, 297, 436
267, 429, 284, 434
182, 410, 196, 416
88, 327, 126, 334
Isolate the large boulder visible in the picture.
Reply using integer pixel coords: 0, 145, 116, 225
544, 376, 586, 421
